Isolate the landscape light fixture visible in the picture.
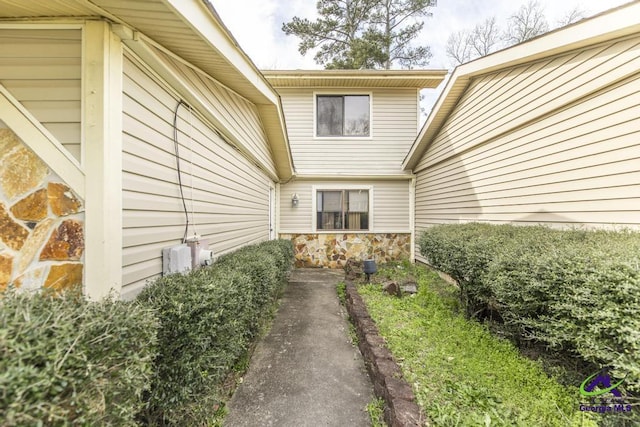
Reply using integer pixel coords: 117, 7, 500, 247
363, 259, 377, 283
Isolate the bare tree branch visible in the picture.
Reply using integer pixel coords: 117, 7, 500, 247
445, 30, 472, 67
503, 0, 549, 45
469, 17, 501, 57
556, 6, 586, 27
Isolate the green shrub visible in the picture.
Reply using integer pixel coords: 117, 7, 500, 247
0, 289, 158, 426
137, 239, 294, 425
418, 224, 640, 393
418, 223, 523, 318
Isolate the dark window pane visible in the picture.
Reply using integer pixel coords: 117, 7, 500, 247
317, 96, 343, 136
344, 96, 370, 136
317, 191, 343, 230
360, 213, 368, 229
317, 189, 369, 231
318, 212, 342, 230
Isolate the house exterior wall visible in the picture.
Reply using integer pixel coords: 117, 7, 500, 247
279, 179, 411, 267
277, 87, 418, 175
0, 127, 84, 292
0, 28, 81, 161
413, 35, 640, 261
280, 179, 411, 233
149, 46, 278, 178
121, 51, 273, 297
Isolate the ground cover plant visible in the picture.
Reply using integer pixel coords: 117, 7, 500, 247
0, 288, 158, 426
418, 224, 640, 399
137, 239, 294, 426
358, 262, 598, 426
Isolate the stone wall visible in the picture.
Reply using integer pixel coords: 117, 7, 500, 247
281, 233, 411, 268
0, 128, 84, 292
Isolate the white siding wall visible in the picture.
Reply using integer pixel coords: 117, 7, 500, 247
280, 179, 411, 233
122, 52, 273, 297
414, 36, 640, 261
151, 46, 277, 178
0, 29, 81, 161
278, 88, 417, 174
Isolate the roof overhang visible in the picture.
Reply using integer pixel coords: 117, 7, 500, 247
263, 69, 448, 89
403, 0, 640, 171
0, 0, 294, 181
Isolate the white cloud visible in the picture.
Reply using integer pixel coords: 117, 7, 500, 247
211, 0, 630, 71
211, 0, 318, 69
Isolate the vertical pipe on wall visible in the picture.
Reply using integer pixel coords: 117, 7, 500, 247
410, 176, 416, 263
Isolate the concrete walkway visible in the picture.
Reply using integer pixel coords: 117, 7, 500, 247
225, 268, 373, 427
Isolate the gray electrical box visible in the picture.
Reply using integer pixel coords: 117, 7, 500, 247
162, 244, 192, 276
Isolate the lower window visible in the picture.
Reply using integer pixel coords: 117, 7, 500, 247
316, 189, 369, 230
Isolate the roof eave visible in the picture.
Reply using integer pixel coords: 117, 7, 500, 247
161, 0, 294, 179
403, 1, 640, 171
262, 69, 449, 89
161, 0, 278, 105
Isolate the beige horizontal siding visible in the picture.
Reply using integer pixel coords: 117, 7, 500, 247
278, 88, 417, 174
414, 39, 640, 262
122, 52, 272, 298
149, 46, 277, 178
279, 179, 411, 233
417, 35, 640, 172
0, 29, 81, 161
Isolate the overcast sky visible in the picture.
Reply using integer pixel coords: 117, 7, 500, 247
211, 0, 631, 70
210, 0, 632, 113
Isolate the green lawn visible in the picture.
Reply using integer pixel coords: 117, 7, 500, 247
358, 264, 598, 426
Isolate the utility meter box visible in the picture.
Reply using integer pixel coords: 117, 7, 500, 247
162, 244, 192, 276
186, 238, 215, 269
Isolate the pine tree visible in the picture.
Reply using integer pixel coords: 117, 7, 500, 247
282, 0, 435, 69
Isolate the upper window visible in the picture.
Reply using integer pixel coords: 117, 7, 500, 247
316, 189, 369, 230
316, 95, 370, 137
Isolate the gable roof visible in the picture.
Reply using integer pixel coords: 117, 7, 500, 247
402, 0, 640, 171
0, 0, 294, 180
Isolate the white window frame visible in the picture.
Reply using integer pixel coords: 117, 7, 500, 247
311, 185, 374, 233
313, 91, 373, 140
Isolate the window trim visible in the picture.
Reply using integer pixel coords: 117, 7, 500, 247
311, 185, 374, 232
313, 91, 373, 140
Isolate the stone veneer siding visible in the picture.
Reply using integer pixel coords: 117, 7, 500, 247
0, 128, 84, 292
281, 233, 411, 268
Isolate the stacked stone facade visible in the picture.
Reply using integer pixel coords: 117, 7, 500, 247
281, 233, 411, 268
0, 128, 84, 292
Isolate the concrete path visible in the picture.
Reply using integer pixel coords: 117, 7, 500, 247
225, 268, 373, 427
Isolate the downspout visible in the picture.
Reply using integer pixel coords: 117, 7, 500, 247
410, 176, 416, 263
275, 182, 281, 239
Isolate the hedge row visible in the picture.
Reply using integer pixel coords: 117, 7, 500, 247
418, 224, 640, 392
137, 239, 294, 425
0, 239, 294, 426
0, 289, 158, 426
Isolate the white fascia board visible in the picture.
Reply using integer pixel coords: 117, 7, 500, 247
295, 174, 415, 181
161, 0, 279, 105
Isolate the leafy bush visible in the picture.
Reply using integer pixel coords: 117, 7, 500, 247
0, 289, 158, 426
137, 239, 294, 425
418, 223, 523, 318
419, 224, 640, 393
